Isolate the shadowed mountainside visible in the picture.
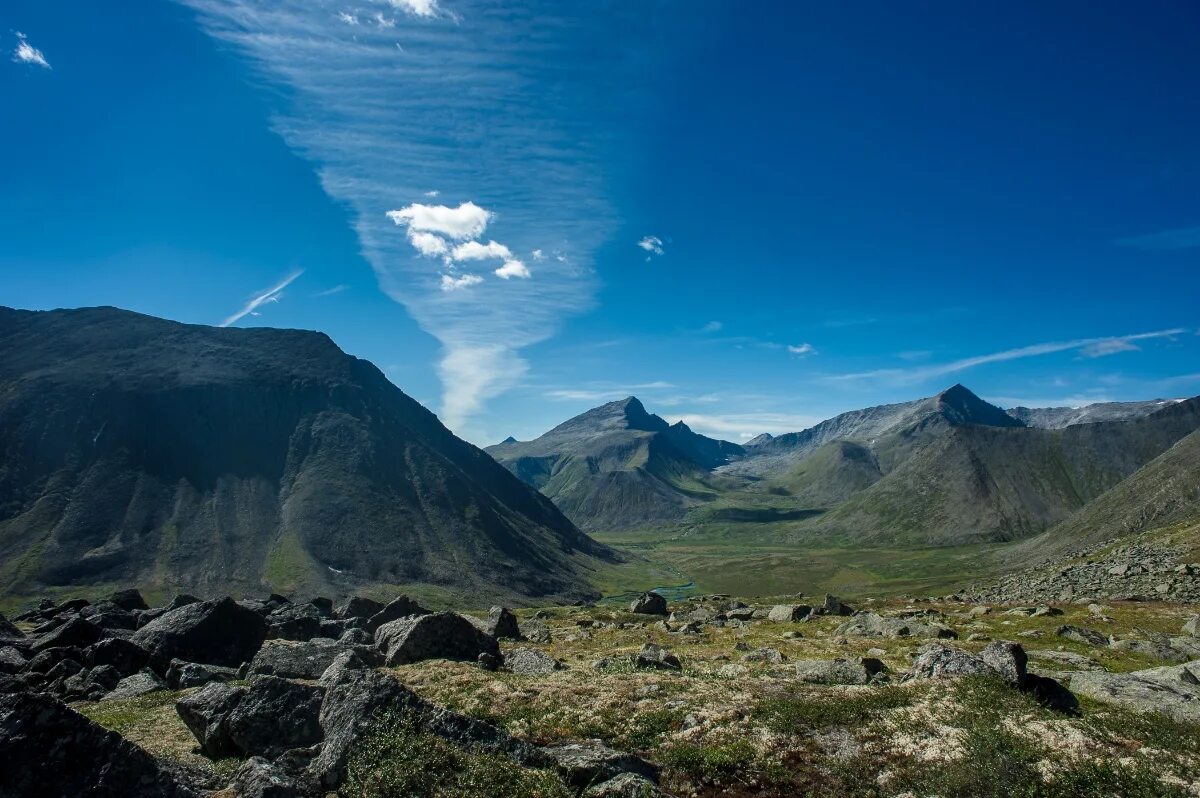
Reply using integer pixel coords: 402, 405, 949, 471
0, 306, 611, 605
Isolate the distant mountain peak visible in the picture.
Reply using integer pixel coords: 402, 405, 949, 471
500, 436, 518, 444
545, 395, 668, 435
935, 384, 1024, 428
744, 432, 774, 446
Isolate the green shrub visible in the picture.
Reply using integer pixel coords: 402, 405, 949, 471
342, 713, 570, 798
756, 686, 913, 732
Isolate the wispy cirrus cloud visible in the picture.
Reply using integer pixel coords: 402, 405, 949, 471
1115, 225, 1200, 251
829, 329, 1187, 385
12, 33, 50, 69
220, 270, 303, 327
180, 0, 637, 436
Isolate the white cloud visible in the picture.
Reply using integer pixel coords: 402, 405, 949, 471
315, 284, 348, 296
220, 270, 303, 327
451, 239, 512, 261
424, 189, 440, 197
544, 381, 675, 402
386, 0, 441, 18
666, 411, 824, 440
12, 33, 50, 69
531, 249, 545, 260
408, 231, 449, 258
337, 11, 358, 24
830, 328, 1187, 384
387, 201, 492, 241
374, 13, 396, 28
438, 345, 528, 432
637, 235, 664, 256
702, 321, 723, 333
494, 259, 531, 279
440, 273, 483, 291
787, 343, 816, 356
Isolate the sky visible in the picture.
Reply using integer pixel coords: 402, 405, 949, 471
3, 1, 1199, 445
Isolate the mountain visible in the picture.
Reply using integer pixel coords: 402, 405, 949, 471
1015, 425, 1200, 560
721, 384, 1023, 481
800, 396, 1200, 545
485, 397, 743, 531
1007, 399, 1182, 429
0, 306, 610, 605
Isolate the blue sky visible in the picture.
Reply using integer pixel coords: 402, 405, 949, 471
3, 1, 1199, 444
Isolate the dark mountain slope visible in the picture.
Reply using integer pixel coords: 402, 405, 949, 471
0, 306, 609, 604
801, 396, 1200, 545
1013, 426, 1200, 561
485, 397, 743, 531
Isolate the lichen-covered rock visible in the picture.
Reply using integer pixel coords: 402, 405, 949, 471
583, 772, 666, 797
794, 657, 886, 685
103, 669, 167, 701
1069, 662, 1200, 723
471, 606, 522, 639
30, 617, 103, 654
249, 638, 380, 680
629, 592, 667, 616
542, 739, 660, 790
837, 612, 956, 640
266, 604, 324, 642
226, 676, 325, 759
366, 596, 429, 632
0, 691, 196, 797
374, 612, 499, 666
767, 604, 812, 622
166, 659, 239, 689
335, 596, 384, 621
1055, 625, 1108, 647
133, 598, 267, 670
85, 638, 151, 677
506, 648, 564, 675
176, 681, 247, 757
107, 588, 150, 612
634, 643, 681, 671
905, 641, 1027, 684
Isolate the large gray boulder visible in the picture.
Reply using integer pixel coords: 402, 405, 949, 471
471, 606, 522, 639
133, 597, 267, 670
584, 773, 667, 797
249, 638, 380, 680
0, 691, 196, 797
542, 739, 660, 790
30, 617, 103, 654
1056, 625, 1108, 647
794, 657, 886, 685
176, 681, 247, 757
629, 592, 668, 615
366, 596, 429, 632
505, 648, 564, 676
103, 669, 167, 701
767, 604, 812, 622
0, 612, 25, 644
374, 612, 500, 666
166, 659, 239, 689
85, 638, 151, 677
1069, 661, 1200, 723
905, 641, 1026, 684
226, 676, 325, 759
335, 596, 384, 621
266, 604, 324, 642
634, 643, 681, 671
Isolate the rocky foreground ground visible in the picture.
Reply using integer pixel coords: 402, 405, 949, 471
2, 589, 1200, 797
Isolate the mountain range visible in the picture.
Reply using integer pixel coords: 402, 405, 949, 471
490, 384, 1200, 548
0, 306, 610, 605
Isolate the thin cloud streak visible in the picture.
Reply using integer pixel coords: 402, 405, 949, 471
220, 270, 303, 327
179, 0, 638, 436
829, 329, 1187, 385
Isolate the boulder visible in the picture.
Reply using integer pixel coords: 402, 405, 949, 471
1069, 662, 1200, 723
741, 648, 785, 664
166, 659, 239, 689
103, 669, 167, 701
583, 772, 666, 797
767, 604, 812, 622
133, 597, 267, 670
505, 648, 564, 676
80, 601, 139, 631
311, 667, 542, 790
905, 641, 1026, 684
226, 756, 314, 798
266, 604, 324, 642
821, 595, 854, 616
0, 612, 26, 644
250, 638, 380, 680
85, 637, 151, 677
1183, 616, 1200, 637
374, 612, 500, 666
521, 618, 552, 644
309, 597, 334, 617
634, 643, 681, 671
31, 617, 103, 653
176, 682, 247, 757
226, 676, 325, 759
317, 650, 374, 687
167, 594, 203, 611
107, 589, 150, 612
0, 691, 196, 797
629, 592, 668, 616
794, 657, 886, 685
474, 606, 522, 639
542, 739, 660, 790
334, 596, 384, 621
366, 596, 428, 632
1055, 625, 1108, 647
24, 646, 84, 674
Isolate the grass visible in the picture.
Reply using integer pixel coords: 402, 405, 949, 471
342, 712, 570, 798
755, 686, 914, 732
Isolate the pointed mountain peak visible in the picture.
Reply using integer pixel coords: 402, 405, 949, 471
546, 395, 669, 435
935, 384, 1024, 428
500, 436, 518, 444
744, 432, 774, 446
